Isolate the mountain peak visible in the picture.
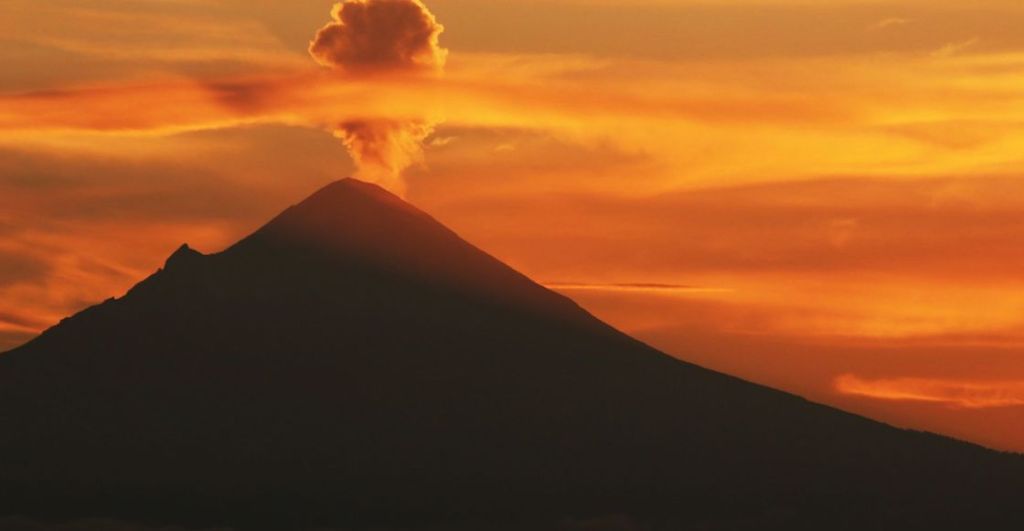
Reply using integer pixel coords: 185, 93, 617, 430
164, 243, 203, 270
239, 178, 434, 254
224, 178, 593, 327
310, 177, 404, 200
292, 178, 423, 218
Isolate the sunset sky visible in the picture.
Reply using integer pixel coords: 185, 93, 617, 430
3, 0, 1024, 451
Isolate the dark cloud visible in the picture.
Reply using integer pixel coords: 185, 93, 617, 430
0, 249, 50, 288
309, 0, 446, 73
0, 308, 49, 330
0, 127, 348, 225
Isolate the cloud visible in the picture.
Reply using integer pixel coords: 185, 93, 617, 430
308, 0, 448, 193
835, 374, 1024, 409
0, 248, 51, 288
871, 17, 909, 31
309, 0, 447, 73
546, 282, 733, 296
932, 37, 981, 58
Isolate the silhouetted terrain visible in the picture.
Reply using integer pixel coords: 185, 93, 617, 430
0, 179, 1021, 531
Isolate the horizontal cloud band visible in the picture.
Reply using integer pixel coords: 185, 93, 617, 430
835, 374, 1024, 409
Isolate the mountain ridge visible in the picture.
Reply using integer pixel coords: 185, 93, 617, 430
0, 179, 1021, 531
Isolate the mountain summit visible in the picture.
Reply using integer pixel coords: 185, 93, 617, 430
229, 178, 595, 326
0, 180, 1022, 531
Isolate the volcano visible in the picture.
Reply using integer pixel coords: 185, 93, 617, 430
0, 179, 1021, 531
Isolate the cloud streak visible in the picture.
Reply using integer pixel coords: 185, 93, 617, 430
835, 374, 1024, 409
546, 282, 734, 296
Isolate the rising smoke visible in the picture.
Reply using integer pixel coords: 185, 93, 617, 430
310, 0, 447, 192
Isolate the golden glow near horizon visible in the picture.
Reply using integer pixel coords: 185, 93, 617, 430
3, 0, 1024, 451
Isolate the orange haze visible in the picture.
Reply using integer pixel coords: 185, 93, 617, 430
2, 0, 1024, 451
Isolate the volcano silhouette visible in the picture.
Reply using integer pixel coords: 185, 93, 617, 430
0, 179, 1021, 531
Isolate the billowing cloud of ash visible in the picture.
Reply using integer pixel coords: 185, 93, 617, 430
310, 0, 447, 73
310, 0, 447, 192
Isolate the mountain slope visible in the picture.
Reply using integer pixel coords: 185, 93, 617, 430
0, 179, 1021, 531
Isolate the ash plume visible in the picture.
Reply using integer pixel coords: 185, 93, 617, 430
333, 119, 434, 193
310, 0, 447, 192
310, 0, 446, 74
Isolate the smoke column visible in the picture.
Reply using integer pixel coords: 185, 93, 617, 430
310, 0, 447, 193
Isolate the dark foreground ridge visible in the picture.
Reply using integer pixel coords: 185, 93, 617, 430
1, 179, 1021, 531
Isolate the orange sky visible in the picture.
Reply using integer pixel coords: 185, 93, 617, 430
3, 0, 1024, 452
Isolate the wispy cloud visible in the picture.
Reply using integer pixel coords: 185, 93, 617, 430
932, 37, 981, 58
870, 17, 909, 31
547, 282, 734, 296
835, 374, 1024, 409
